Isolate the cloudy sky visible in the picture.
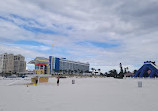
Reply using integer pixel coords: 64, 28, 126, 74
0, 0, 158, 72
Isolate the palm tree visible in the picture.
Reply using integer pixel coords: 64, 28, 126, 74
65, 70, 68, 74
98, 69, 101, 75
108, 69, 117, 77
94, 69, 97, 75
133, 70, 137, 74
59, 69, 63, 74
91, 68, 94, 71
91, 68, 95, 75
63, 69, 65, 74
71, 70, 74, 74
85, 70, 89, 73
78, 69, 80, 74
124, 67, 129, 74
74, 70, 77, 74
81, 70, 83, 74
68, 70, 71, 74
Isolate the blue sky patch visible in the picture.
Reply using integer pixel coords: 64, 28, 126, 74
90, 41, 120, 48
14, 40, 46, 46
54, 47, 71, 56
0, 16, 14, 23
77, 41, 120, 49
19, 25, 58, 34
52, 24, 61, 28
0, 14, 69, 36
0, 15, 57, 34
67, 26, 73, 30
10, 14, 43, 26
53, 23, 73, 31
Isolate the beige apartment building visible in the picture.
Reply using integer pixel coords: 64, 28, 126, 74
0, 53, 26, 74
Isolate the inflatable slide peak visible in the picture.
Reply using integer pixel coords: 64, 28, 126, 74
134, 61, 158, 78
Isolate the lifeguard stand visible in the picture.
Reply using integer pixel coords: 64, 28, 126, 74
35, 63, 47, 74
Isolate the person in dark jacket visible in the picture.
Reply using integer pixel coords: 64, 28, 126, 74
57, 76, 60, 86
35, 76, 38, 85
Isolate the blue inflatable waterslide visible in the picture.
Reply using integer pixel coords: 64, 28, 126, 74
134, 61, 158, 78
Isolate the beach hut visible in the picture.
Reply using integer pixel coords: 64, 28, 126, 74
31, 75, 50, 84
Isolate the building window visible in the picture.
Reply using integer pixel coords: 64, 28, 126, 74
40, 65, 43, 69
35, 65, 39, 69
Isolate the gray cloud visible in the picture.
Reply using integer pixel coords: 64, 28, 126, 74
0, 0, 158, 72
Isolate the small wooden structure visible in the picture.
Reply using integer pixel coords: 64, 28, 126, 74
31, 76, 49, 84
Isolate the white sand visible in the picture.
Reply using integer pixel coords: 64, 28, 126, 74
0, 77, 158, 111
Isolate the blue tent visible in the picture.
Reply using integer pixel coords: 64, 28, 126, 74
134, 61, 158, 78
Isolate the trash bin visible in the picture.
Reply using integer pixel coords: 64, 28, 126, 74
138, 81, 142, 88
72, 80, 75, 84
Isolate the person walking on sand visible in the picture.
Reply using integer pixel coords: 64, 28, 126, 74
57, 76, 60, 86
35, 76, 38, 85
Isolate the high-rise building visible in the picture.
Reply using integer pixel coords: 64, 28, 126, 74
14, 54, 26, 73
59, 58, 89, 73
0, 53, 26, 74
